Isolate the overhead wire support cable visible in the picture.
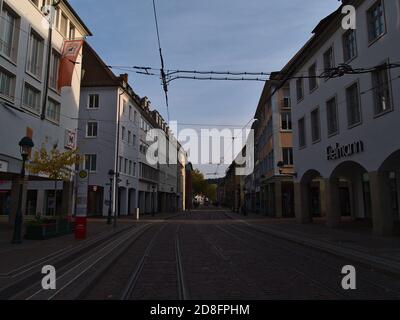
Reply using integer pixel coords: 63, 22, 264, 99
152, 0, 170, 121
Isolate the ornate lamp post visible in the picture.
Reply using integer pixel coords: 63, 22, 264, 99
12, 137, 34, 244
107, 169, 114, 225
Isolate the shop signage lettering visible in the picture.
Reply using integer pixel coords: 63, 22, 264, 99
327, 141, 364, 161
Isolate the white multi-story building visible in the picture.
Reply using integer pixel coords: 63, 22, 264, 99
151, 110, 180, 213
0, 0, 91, 219
137, 98, 159, 215
281, 0, 400, 235
78, 43, 140, 217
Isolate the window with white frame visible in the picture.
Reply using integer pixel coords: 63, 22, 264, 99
372, 64, 392, 115
54, 7, 60, 29
308, 63, 318, 92
323, 47, 334, 79
326, 97, 338, 136
129, 160, 133, 176
296, 78, 304, 102
60, 13, 68, 38
88, 94, 99, 109
0, 67, 15, 100
121, 126, 126, 140
46, 98, 60, 123
0, 4, 19, 60
86, 121, 98, 137
124, 159, 128, 174
128, 130, 132, 144
122, 100, 127, 115
367, 0, 386, 43
119, 156, 123, 172
27, 30, 44, 78
311, 108, 321, 143
84, 154, 97, 172
298, 118, 306, 148
69, 24, 76, 40
23, 83, 41, 113
281, 111, 292, 131
282, 148, 293, 166
343, 29, 357, 62
49, 50, 61, 90
346, 82, 362, 126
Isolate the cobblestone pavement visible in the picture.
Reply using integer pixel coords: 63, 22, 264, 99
2, 209, 400, 299
82, 209, 400, 300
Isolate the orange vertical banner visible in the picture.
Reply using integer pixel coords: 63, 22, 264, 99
58, 40, 84, 90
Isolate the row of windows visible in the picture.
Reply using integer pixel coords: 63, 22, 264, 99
298, 67, 393, 148
295, 0, 387, 102
119, 156, 136, 176
87, 94, 139, 124
0, 3, 62, 83
30, 0, 77, 39
84, 154, 137, 177
121, 126, 136, 145
85, 121, 137, 146
0, 67, 60, 122
140, 163, 158, 181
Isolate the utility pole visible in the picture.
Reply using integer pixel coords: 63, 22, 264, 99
113, 91, 125, 227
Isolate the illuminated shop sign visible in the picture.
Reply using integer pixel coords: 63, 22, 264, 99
327, 141, 364, 161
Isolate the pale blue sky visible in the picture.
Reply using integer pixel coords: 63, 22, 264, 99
69, 0, 340, 176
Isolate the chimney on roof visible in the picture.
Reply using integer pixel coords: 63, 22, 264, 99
119, 73, 129, 84
141, 96, 151, 110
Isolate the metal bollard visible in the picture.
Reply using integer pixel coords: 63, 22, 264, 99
136, 208, 140, 221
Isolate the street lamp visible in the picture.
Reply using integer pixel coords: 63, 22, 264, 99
107, 169, 114, 225
12, 137, 34, 244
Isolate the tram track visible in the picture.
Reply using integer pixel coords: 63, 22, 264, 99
0, 225, 136, 299
121, 224, 188, 300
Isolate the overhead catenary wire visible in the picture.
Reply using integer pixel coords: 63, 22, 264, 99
1, 14, 400, 86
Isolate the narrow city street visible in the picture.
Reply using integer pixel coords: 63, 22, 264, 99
3, 208, 400, 300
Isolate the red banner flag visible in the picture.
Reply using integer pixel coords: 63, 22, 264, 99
58, 40, 84, 90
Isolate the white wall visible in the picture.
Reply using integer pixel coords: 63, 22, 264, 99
0, 0, 87, 173
77, 87, 140, 216
291, 0, 400, 181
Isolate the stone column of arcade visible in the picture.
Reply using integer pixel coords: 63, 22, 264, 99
369, 171, 394, 236
294, 182, 312, 224
325, 178, 341, 228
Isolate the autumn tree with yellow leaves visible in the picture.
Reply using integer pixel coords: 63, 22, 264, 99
27, 146, 80, 216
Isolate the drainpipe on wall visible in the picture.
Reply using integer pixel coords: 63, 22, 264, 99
40, 1, 59, 120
